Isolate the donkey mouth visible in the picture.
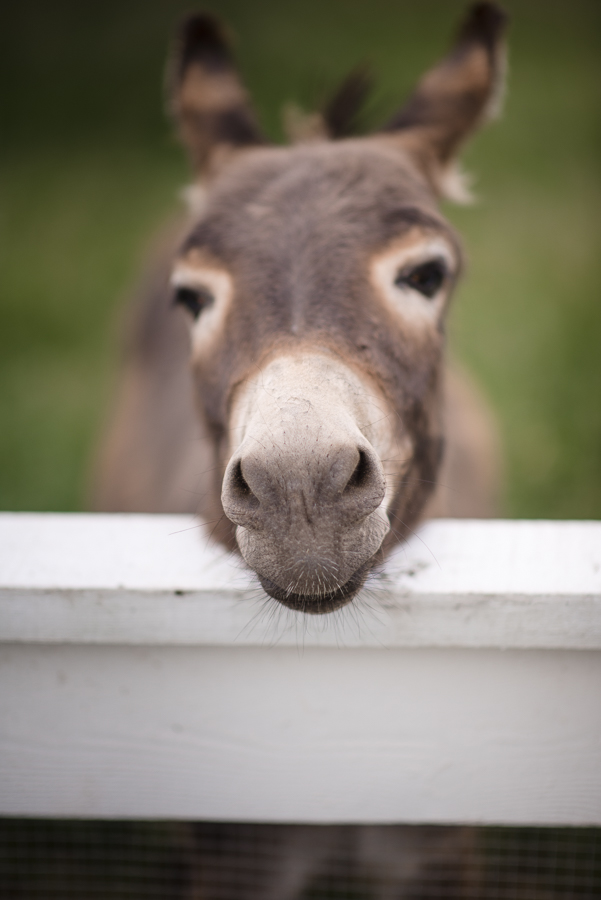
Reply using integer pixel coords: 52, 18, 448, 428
258, 559, 373, 614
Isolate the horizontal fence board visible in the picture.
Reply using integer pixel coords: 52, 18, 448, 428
0, 514, 600, 824
1, 644, 600, 825
1, 514, 601, 648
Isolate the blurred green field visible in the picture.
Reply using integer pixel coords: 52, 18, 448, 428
1, 0, 600, 516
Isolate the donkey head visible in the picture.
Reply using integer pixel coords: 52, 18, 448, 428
168, 4, 507, 613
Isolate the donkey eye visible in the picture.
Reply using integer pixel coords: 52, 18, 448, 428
395, 259, 447, 299
173, 286, 214, 319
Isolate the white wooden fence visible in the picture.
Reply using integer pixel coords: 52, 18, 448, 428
1, 513, 600, 825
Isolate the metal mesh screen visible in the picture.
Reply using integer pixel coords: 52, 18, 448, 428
1, 819, 600, 899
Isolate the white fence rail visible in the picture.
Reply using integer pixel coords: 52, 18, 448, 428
1, 513, 600, 825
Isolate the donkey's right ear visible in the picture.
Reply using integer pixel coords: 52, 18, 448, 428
167, 13, 265, 178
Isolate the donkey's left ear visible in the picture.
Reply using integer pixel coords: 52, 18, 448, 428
167, 13, 265, 178
382, 2, 508, 202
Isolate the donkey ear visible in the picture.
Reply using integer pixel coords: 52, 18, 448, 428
383, 2, 508, 202
167, 13, 265, 177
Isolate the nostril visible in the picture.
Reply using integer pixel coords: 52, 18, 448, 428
222, 457, 260, 527
345, 449, 370, 492
232, 459, 252, 499
337, 445, 386, 522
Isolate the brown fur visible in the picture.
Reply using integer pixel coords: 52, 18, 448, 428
93, 3, 507, 611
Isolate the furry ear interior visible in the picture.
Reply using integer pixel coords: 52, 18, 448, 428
382, 2, 508, 202
167, 13, 265, 178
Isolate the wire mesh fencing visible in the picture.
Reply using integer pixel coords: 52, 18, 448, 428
1, 819, 600, 899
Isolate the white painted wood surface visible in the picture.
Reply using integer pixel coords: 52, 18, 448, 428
0, 514, 600, 825
2, 513, 601, 648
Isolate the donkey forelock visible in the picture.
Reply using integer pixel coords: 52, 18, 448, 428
166, 3, 507, 612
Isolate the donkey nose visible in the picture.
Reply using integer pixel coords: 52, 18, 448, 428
221, 443, 386, 531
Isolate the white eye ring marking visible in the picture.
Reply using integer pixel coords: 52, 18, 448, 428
371, 237, 456, 328
170, 264, 233, 353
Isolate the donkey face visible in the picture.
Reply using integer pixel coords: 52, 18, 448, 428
169, 4, 507, 613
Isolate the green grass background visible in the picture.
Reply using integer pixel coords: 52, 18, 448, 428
1, 0, 599, 516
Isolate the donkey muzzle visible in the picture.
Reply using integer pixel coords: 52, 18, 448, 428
222, 441, 388, 611
221, 353, 393, 611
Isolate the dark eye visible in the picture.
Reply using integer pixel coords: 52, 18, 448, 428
172, 286, 214, 319
395, 259, 447, 299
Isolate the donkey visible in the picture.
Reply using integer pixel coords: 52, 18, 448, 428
94, 2, 505, 615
